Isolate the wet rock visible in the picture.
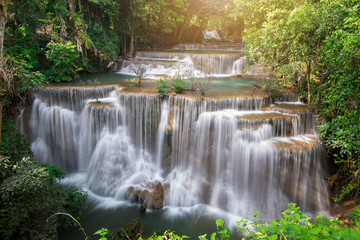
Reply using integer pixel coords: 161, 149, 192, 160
127, 182, 170, 209
138, 204, 147, 213
111, 218, 143, 240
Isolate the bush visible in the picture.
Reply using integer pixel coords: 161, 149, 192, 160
156, 78, 171, 98
0, 156, 65, 239
45, 41, 83, 82
0, 119, 87, 239
238, 203, 360, 240
0, 57, 45, 107
171, 77, 186, 93
195, 77, 213, 96
0, 116, 32, 161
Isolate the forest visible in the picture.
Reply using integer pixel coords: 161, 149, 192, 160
0, 0, 359, 239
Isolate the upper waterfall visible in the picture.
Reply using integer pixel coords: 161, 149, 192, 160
117, 43, 246, 79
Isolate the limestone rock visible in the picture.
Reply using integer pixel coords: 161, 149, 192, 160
127, 182, 170, 209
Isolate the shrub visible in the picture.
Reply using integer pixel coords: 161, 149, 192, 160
0, 118, 87, 239
171, 77, 186, 93
45, 41, 83, 82
0, 116, 32, 161
156, 78, 171, 98
195, 77, 213, 96
131, 64, 147, 86
0, 156, 65, 239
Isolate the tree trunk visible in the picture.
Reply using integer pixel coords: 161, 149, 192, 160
68, 0, 75, 14
123, 36, 127, 57
193, 28, 202, 43
129, 25, 134, 58
0, 3, 7, 57
0, 98, 3, 144
307, 60, 311, 103
177, 27, 184, 43
0, 2, 8, 146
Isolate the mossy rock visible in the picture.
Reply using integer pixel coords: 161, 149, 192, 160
110, 218, 143, 240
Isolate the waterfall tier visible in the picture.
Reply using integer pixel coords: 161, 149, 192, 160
117, 43, 246, 78
23, 86, 330, 221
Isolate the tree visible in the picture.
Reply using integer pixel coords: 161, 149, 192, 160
0, 118, 87, 239
0, 0, 9, 145
196, 76, 213, 96
0, 0, 8, 56
131, 64, 146, 86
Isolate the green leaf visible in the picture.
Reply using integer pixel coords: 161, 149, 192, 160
307, 227, 321, 235
216, 218, 224, 229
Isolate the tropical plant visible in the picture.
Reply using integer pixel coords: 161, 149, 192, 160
156, 78, 171, 98
45, 41, 83, 82
0, 119, 87, 239
171, 76, 186, 93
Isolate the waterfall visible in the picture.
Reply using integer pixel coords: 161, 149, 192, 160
117, 43, 246, 78
172, 43, 244, 51
156, 101, 169, 169
203, 30, 221, 40
24, 85, 330, 220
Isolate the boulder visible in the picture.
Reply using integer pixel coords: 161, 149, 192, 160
127, 182, 170, 209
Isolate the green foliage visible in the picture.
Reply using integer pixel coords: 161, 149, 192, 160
0, 57, 45, 107
171, 77, 186, 93
237, 203, 360, 240
45, 41, 82, 82
254, 78, 283, 98
0, 117, 32, 161
316, 0, 360, 199
94, 228, 109, 240
64, 186, 88, 227
139, 230, 188, 240
0, 156, 64, 239
348, 207, 360, 224
0, 119, 87, 239
205, 219, 231, 240
126, 79, 137, 87
41, 163, 65, 181
156, 78, 171, 98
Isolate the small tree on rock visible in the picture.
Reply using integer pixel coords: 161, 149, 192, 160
196, 65, 214, 96
196, 76, 213, 96
131, 64, 147, 86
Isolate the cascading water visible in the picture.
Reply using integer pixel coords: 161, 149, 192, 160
117, 42, 246, 78
203, 30, 221, 40
23, 84, 330, 226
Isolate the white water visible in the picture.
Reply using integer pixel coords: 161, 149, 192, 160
203, 30, 221, 40
117, 42, 246, 79
23, 85, 330, 222
156, 101, 169, 169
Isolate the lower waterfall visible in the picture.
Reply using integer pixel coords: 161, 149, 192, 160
21, 85, 330, 235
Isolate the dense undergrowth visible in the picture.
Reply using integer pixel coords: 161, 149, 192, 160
0, 117, 87, 239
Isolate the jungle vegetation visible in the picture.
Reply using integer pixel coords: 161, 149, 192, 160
0, 0, 359, 239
